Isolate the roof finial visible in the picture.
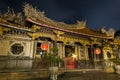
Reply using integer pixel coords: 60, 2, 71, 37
76, 20, 86, 29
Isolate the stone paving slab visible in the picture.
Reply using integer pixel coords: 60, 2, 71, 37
27, 71, 120, 80
58, 71, 120, 80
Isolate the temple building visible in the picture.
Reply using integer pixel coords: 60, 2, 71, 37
0, 4, 119, 69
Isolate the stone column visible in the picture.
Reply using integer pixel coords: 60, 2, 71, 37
57, 43, 63, 58
84, 46, 89, 60
75, 45, 78, 60
62, 44, 65, 58
77, 46, 80, 60
29, 40, 35, 58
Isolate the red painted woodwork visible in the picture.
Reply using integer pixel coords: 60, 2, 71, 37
66, 57, 76, 69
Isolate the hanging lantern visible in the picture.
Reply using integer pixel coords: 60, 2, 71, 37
94, 48, 101, 55
41, 43, 49, 51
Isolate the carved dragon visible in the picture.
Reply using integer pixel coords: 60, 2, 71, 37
101, 27, 115, 37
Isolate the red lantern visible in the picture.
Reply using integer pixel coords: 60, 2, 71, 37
41, 43, 49, 51
94, 48, 101, 55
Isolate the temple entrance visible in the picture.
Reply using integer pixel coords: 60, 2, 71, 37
94, 48, 103, 60
36, 42, 48, 59
34, 42, 48, 68
65, 45, 76, 69
88, 47, 93, 60
36, 42, 43, 58
88, 44, 103, 60
93, 44, 103, 60
65, 45, 75, 57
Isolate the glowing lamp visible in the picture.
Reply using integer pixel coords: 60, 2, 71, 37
72, 54, 76, 58
41, 43, 48, 50
94, 48, 101, 55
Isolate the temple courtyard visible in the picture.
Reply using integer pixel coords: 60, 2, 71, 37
30, 70, 120, 80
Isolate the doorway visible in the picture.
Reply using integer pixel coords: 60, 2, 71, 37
65, 45, 75, 57
65, 45, 76, 69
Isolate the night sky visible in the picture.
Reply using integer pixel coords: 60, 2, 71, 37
0, 0, 120, 31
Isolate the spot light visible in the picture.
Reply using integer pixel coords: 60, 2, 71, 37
39, 51, 43, 55
72, 54, 76, 58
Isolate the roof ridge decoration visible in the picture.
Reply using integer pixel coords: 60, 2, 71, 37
0, 7, 24, 26
76, 20, 86, 29
23, 3, 86, 29
100, 27, 115, 37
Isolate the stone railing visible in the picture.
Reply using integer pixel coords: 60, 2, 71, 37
0, 57, 65, 70
76, 60, 104, 69
0, 56, 33, 69
0, 57, 106, 71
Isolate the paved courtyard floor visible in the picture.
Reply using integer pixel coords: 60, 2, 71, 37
58, 71, 120, 80
30, 70, 120, 80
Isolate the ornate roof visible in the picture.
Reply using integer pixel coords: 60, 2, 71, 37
112, 30, 120, 44
24, 4, 113, 39
23, 4, 86, 29
0, 7, 32, 32
0, 3, 114, 39
68, 28, 107, 37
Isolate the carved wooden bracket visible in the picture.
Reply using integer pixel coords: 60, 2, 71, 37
90, 37, 101, 45
27, 32, 40, 40
31, 25, 41, 32
53, 30, 64, 39
0, 26, 9, 36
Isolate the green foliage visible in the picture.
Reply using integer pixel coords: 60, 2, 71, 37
50, 46, 58, 55
42, 47, 63, 66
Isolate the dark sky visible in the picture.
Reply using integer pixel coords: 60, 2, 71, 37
0, 0, 120, 31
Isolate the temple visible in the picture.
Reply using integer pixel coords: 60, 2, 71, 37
0, 4, 120, 70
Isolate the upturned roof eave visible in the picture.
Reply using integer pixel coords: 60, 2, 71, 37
26, 18, 113, 39
0, 22, 33, 32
